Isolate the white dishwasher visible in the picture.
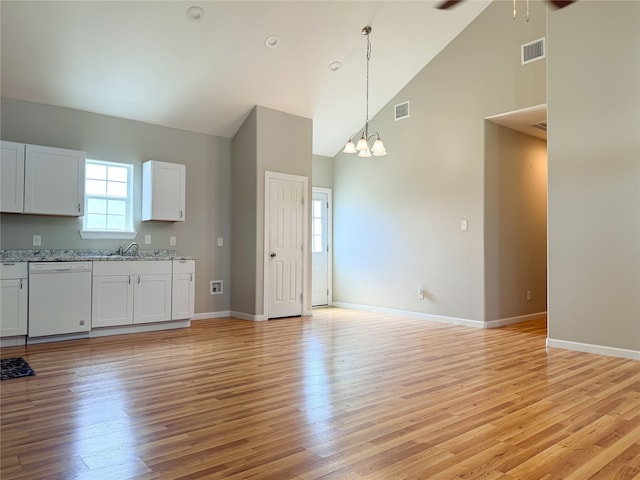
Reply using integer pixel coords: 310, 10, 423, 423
28, 262, 92, 337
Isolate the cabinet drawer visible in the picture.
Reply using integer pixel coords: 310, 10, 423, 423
1, 262, 28, 279
172, 259, 194, 274
93, 260, 172, 276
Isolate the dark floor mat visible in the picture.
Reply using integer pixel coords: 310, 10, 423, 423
1, 357, 36, 380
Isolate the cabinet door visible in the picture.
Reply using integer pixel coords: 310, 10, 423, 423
1, 141, 25, 213
172, 273, 195, 320
92, 275, 134, 327
24, 144, 85, 216
0, 278, 28, 336
134, 274, 172, 324
142, 160, 185, 221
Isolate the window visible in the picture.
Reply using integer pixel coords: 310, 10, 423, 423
312, 199, 323, 253
80, 160, 135, 239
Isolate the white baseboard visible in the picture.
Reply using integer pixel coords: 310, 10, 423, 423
484, 312, 547, 329
332, 302, 484, 328
231, 311, 267, 321
27, 332, 90, 344
546, 338, 640, 361
193, 311, 232, 320
1, 336, 27, 347
226, 310, 311, 321
90, 320, 191, 338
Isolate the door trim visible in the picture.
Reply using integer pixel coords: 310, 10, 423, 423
312, 187, 333, 307
263, 171, 309, 320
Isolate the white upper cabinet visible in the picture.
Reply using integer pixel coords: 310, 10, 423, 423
0, 141, 25, 213
142, 160, 185, 222
24, 144, 85, 216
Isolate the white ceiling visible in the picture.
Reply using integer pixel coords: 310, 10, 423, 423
0, 1, 492, 157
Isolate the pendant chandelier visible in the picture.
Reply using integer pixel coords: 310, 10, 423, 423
343, 26, 387, 157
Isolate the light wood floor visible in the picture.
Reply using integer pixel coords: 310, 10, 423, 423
1, 308, 639, 479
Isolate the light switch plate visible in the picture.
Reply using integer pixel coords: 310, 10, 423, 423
144, 235, 151, 244
169, 236, 176, 246
217, 237, 223, 247
33, 234, 42, 246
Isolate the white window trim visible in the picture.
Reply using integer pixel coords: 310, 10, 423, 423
79, 230, 137, 240
80, 159, 136, 240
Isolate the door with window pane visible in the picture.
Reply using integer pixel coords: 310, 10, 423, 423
312, 189, 331, 307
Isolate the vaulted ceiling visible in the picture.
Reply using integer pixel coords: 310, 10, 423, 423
0, 1, 492, 156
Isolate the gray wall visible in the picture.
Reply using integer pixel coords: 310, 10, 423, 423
230, 106, 313, 317
230, 107, 258, 316
332, 0, 546, 322
312, 154, 334, 189
485, 123, 547, 320
255, 106, 313, 317
1, 97, 232, 315
547, 1, 640, 351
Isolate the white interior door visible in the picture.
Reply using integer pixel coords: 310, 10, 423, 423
312, 188, 332, 307
266, 174, 305, 318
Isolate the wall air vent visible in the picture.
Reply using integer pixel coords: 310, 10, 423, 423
521, 37, 545, 65
531, 121, 547, 131
394, 101, 410, 121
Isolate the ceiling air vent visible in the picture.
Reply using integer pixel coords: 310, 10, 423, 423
521, 37, 545, 65
394, 101, 410, 121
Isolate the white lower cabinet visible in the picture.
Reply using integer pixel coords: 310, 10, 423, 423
92, 261, 172, 328
0, 263, 28, 337
172, 260, 195, 320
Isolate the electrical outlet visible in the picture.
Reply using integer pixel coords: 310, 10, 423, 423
526, 290, 532, 301
217, 237, 223, 247
169, 236, 176, 246
33, 234, 42, 247
460, 219, 468, 231
144, 235, 152, 244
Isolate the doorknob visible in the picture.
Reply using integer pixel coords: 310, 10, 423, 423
270, 252, 277, 258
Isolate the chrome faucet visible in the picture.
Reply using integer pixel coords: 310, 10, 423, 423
118, 242, 139, 256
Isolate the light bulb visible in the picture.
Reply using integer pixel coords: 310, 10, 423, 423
343, 141, 357, 153
371, 139, 385, 154
355, 137, 368, 151
358, 147, 372, 158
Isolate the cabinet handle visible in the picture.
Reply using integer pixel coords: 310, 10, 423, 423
137, 275, 141, 284
180, 210, 183, 218
20, 279, 23, 289
128, 275, 131, 285
190, 273, 193, 282
78, 203, 81, 212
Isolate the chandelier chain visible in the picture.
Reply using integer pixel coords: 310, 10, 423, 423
365, 32, 371, 137
342, 25, 386, 157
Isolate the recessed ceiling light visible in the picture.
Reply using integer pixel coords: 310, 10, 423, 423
328, 61, 342, 72
186, 6, 204, 21
265, 35, 280, 49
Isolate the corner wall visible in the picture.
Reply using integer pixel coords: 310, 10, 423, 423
230, 108, 258, 316
484, 123, 547, 322
547, 0, 640, 356
230, 106, 312, 318
332, 0, 546, 322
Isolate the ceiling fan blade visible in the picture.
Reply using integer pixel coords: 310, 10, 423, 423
548, 0, 577, 9
436, 0, 464, 10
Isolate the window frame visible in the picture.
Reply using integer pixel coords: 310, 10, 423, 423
80, 159, 136, 240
